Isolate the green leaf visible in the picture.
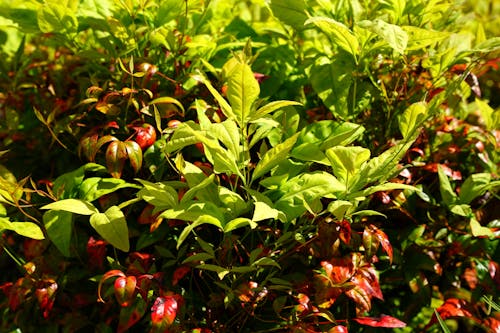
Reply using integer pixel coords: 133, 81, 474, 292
253, 257, 281, 269
136, 179, 178, 211
149, 96, 185, 115
305, 16, 359, 58
470, 218, 493, 238
37, 2, 78, 34
43, 210, 73, 257
252, 201, 283, 222
218, 187, 248, 218
475, 99, 500, 131
326, 146, 370, 188
359, 19, 408, 54
224, 217, 257, 233
195, 263, 229, 280
269, 0, 308, 29
52, 163, 107, 199
225, 58, 260, 127
194, 72, 235, 121
402, 26, 450, 50
163, 121, 201, 154
348, 183, 418, 200
177, 215, 223, 249
41, 199, 98, 215
471, 37, 500, 53
181, 174, 216, 204
0, 217, 44, 240
89, 206, 129, 252
253, 133, 299, 181
309, 56, 355, 119
292, 120, 365, 164
438, 165, 457, 207
458, 173, 491, 205
175, 155, 220, 204
327, 200, 353, 221
275, 172, 346, 220
80, 177, 140, 202
251, 100, 302, 121
182, 252, 214, 264
399, 102, 427, 139
210, 120, 241, 160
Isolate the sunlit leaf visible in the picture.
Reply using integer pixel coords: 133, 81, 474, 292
252, 133, 299, 181
359, 19, 408, 54
0, 217, 45, 240
353, 315, 406, 328
41, 199, 98, 215
90, 206, 130, 252
305, 17, 359, 58
225, 58, 260, 127
124, 140, 142, 174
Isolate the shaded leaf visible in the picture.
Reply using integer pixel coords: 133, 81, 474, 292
43, 210, 73, 257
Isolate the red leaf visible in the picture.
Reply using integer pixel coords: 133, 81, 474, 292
114, 276, 137, 307
353, 315, 406, 328
151, 295, 178, 327
346, 284, 372, 313
87, 236, 107, 270
321, 257, 354, 284
97, 269, 126, 303
329, 325, 348, 333
35, 280, 58, 318
133, 123, 157, 150
482, 317, 500, 332
436, 298, 474, 320
355, 266, 383, 301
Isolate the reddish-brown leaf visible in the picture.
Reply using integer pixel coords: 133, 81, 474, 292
321, 257, 354, 285
87, 236, 107, 270
339, 220, 351, 245
353, 314, 406, 328
124, 140, 143, 173
438, 298, 474, 319
346, 284, 371, 313
355, 266, 384, 301
172, 266, 191, 286
369, 224, 393, 264
106, 140, 127, 178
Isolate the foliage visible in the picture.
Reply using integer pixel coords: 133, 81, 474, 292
0, 0, 499, 332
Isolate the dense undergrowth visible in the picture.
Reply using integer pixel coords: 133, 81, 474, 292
0, 0, 499, 332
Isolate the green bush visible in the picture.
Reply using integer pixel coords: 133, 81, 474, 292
1, 0, 499, 332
